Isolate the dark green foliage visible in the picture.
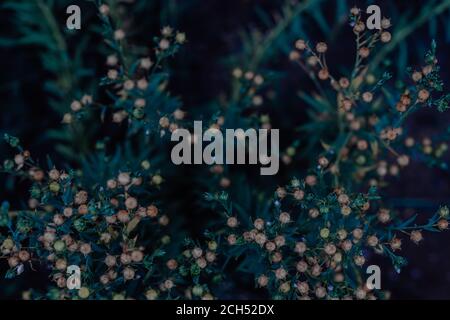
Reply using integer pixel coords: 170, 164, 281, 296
1, 0, 450, 300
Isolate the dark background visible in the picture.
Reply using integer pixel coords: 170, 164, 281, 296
1, 0, 450, 299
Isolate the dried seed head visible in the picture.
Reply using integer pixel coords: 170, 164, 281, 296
226, 217, 238, 229
418, 89, 430, 103
316, 42, 328, 53
422, 65, 433, 75
146, 205, 159, 218
159, 39, 170, 50
315, 286, 327, 299
131, 250, 144, 262
137, 78, 148, 90
192, 247, 203, 259
357, 140, 368, 150
78, 287, 90, 299
276, 187, 287, 198
439, 206, 449, 218
166, 259, 178, 270
99, 4, 110, 16
74, 191, 88, 205
206, 251, 216, 262
324, 243, 337, 255
159, 117, 170, 128
62, 113, 73, 124
14, 154, 25, 167
18, 250, 30, 262
140, 58, 153, 69
307, 56, 319, 67
341, 239, 353, 252
293, 189, 305, 200
255, 233, 267, 246
337, 229, 348, 240
397, 155, 410, 167
355, 287, 366, 300
297, 281, 309, 295
274, 235, 286, 247
175, 32, 186, 44
341, 206, 352, 216
318, 156, 329, 168
71, 100, 82, 112
320, 228, 330, 239
279, 282, 291, 293
305, 175, 317, 186
159, 215, 169, 226
377, 209, 391, 223
107, 69, 118, 80
338, 193, 350, 205
275, 267, 287, 280
352, 228, 363, 240
53, 214, 64, 226
117, 172, 131, 186
265, 241, 276, 252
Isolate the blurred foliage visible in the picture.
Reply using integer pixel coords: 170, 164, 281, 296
0, 0, 450, 300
